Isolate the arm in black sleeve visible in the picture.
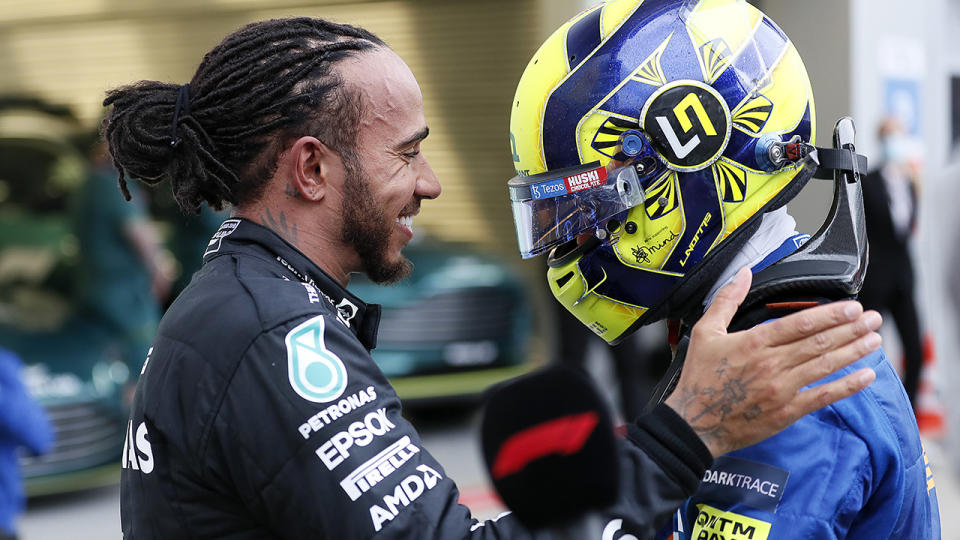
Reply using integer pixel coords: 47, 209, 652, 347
601, 403, 712, 538
469, 404, 712, 540
627, 404, 713, 496
214, 314, 709, 539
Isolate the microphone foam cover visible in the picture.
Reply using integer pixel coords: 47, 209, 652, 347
480, 366, 619, 528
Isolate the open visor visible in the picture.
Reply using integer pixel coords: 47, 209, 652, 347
508, 162, 646, 258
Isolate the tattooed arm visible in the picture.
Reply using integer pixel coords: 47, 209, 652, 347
665, 267, 882, 457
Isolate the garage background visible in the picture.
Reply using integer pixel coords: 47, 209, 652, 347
0, 0, 588, 260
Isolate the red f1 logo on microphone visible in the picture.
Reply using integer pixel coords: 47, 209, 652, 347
491, 412, 599, 480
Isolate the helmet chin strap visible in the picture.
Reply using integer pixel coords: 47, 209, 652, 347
701, 207, 800, 309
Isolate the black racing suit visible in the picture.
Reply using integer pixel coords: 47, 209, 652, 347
120, 219, 712, 539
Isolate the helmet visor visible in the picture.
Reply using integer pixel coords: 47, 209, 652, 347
508, 162, 645, 258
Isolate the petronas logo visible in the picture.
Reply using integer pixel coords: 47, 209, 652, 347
732, 93, 774, 135
632, 33, 672, 87
699, 39, 732, 83
286, 315, 348, 403
714, 160, 747, 202
644, 171, 679, 220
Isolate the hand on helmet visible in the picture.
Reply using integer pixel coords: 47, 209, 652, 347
665, 267, 881, 457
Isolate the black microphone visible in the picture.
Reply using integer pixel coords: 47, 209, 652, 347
480, 366, 620, 529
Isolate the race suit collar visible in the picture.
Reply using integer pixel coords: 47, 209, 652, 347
202, 218, 381, 350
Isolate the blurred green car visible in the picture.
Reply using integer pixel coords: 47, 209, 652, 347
0, 100, 131, 495
349, 239, 537, 404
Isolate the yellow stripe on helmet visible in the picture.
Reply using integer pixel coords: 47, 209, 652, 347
509, 20, 573, 177
547, 258, 648, 342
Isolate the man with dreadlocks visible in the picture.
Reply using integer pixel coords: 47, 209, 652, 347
108, 17, 882, 539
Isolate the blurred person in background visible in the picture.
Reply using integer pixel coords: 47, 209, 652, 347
0, 347, 53, 540
506, 0, 939, 537
860, 116, 924, 407
105, 15, 882, 539
164, 207, 227, 308
72, 134, 174, 376
147, 187, 227, 310
550, 298, 670, 419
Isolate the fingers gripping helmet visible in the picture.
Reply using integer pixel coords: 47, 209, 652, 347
509, 0, 819, 343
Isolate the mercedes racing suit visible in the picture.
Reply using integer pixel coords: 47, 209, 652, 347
120, 218, 714, 539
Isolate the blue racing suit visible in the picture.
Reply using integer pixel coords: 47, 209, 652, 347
657, 334, 940, 539
0, 348, 54, 536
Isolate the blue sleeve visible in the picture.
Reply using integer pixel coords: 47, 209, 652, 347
659, 349, 941, 540
843, 357, 941, 539
0, 350, 54, 455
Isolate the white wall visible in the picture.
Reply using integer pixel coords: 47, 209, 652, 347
737, 0, 960, 465
773, 0, 960, 463
852, 0, 960, 461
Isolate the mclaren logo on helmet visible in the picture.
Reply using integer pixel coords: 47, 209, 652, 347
642, 80, 731, 172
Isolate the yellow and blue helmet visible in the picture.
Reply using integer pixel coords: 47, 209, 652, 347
508, 0, 822, 343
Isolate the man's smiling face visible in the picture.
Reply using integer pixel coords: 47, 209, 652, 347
337, 47, 441, 283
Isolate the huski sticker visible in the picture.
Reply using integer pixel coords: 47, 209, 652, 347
286, 315, 348, 403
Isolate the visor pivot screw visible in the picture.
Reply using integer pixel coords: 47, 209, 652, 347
658, 196, 668, 206
756, 134, 787, 171
620, 130, 646, 157
770, 145, 783, 161
595, 229, 608, 241
624, 221, 638, 234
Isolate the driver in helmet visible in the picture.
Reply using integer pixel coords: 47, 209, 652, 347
507, 0, 940, 538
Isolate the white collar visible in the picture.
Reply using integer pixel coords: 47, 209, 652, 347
702, 207, 799, 309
